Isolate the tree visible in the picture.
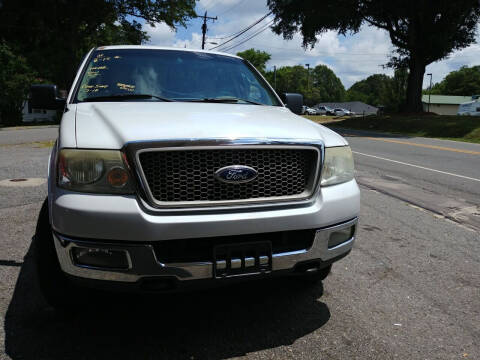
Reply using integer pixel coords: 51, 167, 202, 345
346, 69, 408, 112
0, 0, 196, 89
310, 65, 345, 103
383, 68, 408, 112
236, 48, 271, 75
430, 66, 480, 96
267, 0, 480, 113
0, 42, 36, 125
265, 64, 345, 105
346, 74, 391, 105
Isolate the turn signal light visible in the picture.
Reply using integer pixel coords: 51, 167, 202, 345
107, 167, 129, 188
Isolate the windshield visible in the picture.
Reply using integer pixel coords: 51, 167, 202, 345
74, 49, 281, 106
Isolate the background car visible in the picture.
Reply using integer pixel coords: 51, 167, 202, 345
333, 108, 347, 116
333, 108, 355, 116
315, 106, 335, 115
305, 107, 317, 115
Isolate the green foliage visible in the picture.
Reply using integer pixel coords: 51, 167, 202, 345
236, 48, 271, 75
346, 69, 408, 112
430, 66, 480, 96
267, 0, 480, 112
265, 64, 345, 106
346, 74, 391, 106
0, 0, 196, 89
0, 43, 36, 125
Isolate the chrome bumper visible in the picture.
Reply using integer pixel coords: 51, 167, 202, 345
53, 218, 357, 283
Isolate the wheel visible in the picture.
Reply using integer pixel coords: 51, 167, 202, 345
300, 264, 332, 285
33, 199, 78, 310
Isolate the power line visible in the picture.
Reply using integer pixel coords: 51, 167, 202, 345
209, 12, 271, 50
219, 19, 274, 52
208, 20, 261, 40
207, 26, 255, 40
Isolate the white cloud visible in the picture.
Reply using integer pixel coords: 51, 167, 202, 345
143, 0, 480, 89
143, 23, 177, 46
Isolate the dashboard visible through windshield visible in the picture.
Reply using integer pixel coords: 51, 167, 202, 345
74, 48, 281, 106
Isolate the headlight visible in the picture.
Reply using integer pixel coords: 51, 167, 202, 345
58, 149, 135, 194
321, 146, 354, 186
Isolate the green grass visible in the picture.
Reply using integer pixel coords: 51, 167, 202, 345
302, 115, 348, 123
308, 114, 480, 144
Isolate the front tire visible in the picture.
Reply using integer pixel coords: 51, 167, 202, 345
33, 199, 77, 310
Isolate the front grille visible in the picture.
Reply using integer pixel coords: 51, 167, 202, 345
153, 229, 316, 263
138, 148, 318, 204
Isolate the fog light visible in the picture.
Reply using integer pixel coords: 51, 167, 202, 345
71, 247, 129, 269
328, 225, 355, 248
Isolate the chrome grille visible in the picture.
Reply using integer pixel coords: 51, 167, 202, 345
137, 147, 319, 206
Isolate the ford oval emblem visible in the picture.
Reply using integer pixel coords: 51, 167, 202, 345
214, 165, 258, 184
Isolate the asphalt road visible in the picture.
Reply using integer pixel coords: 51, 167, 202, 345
0, 126, 479, 360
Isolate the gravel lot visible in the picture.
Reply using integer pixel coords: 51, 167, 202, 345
0, 127, 479, 360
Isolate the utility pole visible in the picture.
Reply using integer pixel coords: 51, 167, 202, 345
200, 11, 217, 50
427, 73, 433, 113
305, 63, 310, 89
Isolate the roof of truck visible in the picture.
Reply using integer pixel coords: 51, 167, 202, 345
95, 45, 241, 59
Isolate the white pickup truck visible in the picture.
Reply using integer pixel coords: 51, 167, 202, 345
31, 46, 360, 309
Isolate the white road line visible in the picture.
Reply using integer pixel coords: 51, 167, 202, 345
353, 151, 480, 183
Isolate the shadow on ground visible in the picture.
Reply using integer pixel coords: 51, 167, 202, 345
4, 242, 330, 360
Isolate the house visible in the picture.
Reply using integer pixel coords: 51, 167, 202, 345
422, 95, 472, 115
315, 101, 378, 115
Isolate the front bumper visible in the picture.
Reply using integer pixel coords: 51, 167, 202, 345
50, 179, 360, 241
53, 217, 357, 284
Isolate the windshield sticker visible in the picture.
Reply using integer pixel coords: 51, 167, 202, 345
86, 65, 108, 78
117, 82, 135, 92
93, 53, 111, 63
81, 84, 109, 93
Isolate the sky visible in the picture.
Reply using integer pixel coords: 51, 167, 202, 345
143, 0, 480, 89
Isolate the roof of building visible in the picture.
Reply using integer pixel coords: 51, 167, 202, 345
95, 45, 240, 59
421, 95, 472, 105
316, 101, 378, 114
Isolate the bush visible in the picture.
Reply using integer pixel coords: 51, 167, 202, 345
0, 42, 36, 126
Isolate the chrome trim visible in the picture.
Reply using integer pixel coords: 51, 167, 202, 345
245, 257, 255, 267
231, 258, 242, 269
53, 217, 357, 283
126, 138, 324, 210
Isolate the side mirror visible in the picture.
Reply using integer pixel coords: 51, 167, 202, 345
30, 84, 66, 110
281, 93, 303, 114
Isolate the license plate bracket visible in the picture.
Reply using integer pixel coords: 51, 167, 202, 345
213, 241, 272, 278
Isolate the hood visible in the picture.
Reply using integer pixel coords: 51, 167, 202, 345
74, 102, 347, 149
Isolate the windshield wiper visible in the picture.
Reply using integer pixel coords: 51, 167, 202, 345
185, 97, 264, 105
81, 94, 174, 102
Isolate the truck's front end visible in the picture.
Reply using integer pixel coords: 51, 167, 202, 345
35, 46, 359, 305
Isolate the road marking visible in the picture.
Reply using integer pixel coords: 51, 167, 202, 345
353, 151, 480, 183
364, 137, 480, 155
